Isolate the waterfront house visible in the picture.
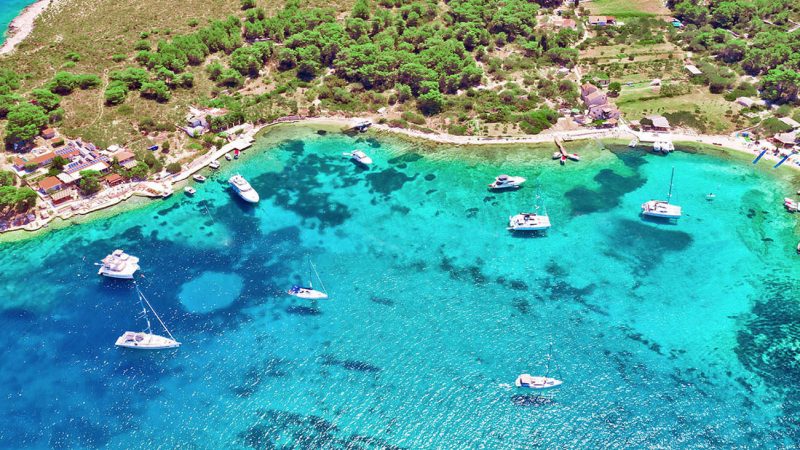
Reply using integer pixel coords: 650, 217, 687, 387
104, 173, 124, 187
12, 151, 57, 171
50, 188, 76, 205
773, 132, 797, 149
647, 115, 671, 131
38, 176, 63, 193
113, 151, 137, 169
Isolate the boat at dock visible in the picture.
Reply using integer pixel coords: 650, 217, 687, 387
229, 174, 259, 203
628, 138, 638, 148
349, 119, 372, 132
642, 168, 682, 220
192, 174, 206, 182
653, 139, 675, 154
552, 152, 561, 160
184, 186, 196, 196
225, 153, 232, 161
116, 285, 180, 350
567, 153, 580, 161
97, 249, 140, 279
287, 259, 329, 300
209, 160, 220, 169
560, 154, 567, 165
489, 174, 526, 190
344, 149, 373, 166
785, 198, 799, 212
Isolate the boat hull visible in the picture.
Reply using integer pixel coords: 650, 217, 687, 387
515, 374, 563, 390
288, 288, 329, 300
98, 267, 139, 279
115, 332, 180, 350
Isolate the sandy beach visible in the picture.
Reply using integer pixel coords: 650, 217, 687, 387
0, 0, 50, 55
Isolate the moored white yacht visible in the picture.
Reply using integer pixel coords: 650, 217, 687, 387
508, 212, 551, 231
184, 186, 196, 196
642, 168, 681, 219
209, 160, 220, 169
228, 174, 259, 203
345, 150, 373, 166
515, 374, 563, 390
116, 286, 180, 350
192, 174, 206, 182
288, 259, 329, 300
489, 174, 526, 190
97, 249, 140, 279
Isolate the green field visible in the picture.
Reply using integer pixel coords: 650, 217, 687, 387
585, 0, 671, 18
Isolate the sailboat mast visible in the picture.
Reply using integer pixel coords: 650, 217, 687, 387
667, 167, 675, 203
136, 285, 177, 341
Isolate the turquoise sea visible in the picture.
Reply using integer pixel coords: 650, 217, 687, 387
1, 125, 799, 448
0, 0, 36, 45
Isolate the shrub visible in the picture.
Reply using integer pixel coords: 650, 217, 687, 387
165, 162, 182, 174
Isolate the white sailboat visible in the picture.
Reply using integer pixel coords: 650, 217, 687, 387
508, 194, 551, 232
116, 285, 180, 350
641, 168, 682, 219
515, 350, 562, 390
288, 259, 329, 300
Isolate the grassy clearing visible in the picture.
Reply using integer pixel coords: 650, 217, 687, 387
584, 0, 671, 18
616, 86, 743, 133
0, 0, 351, 149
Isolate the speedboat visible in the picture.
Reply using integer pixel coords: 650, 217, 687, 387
97, 249, 140, 279
225, 153, 232, 161
785, 198, 799, 212
706, 193, 716, 201
489, 174, 526, 190
351, 119, 372, 132
345, 150, 373, 165
209, 160, 220, 169
628, 138, 638, 148
552, 152, 561, 160
567, 153, 580, 161
559, 154, 567, 165
234, 149, 240, 159
115, 331, 180, 350
508, 212, 551, 231
192, 174, 206, 182
229, 174, 259, 203
184, 186, 196, 196
515, 374, 563, 390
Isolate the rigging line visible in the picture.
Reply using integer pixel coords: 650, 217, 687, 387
134, 282, 177, 341
311, 260, 327, 294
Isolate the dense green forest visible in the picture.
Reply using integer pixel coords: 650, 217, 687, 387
670, 0, 800, 104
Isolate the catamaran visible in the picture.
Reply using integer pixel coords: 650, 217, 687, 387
641, 168, 682, 219
97, 249, 140, 279
115, 285, 180, 350
508, 195, 551, 232
489, 174, 526, 190
229, 174, 259, 203
288, 259, 329, 300
515, 350, 562, 390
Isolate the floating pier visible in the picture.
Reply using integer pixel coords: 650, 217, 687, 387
752, 148, 767, 164
773, 153, 792, 169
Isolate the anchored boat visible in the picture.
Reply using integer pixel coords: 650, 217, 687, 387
97, 249, 140, 279
515, 348, 563, 391
229, 174, 259, 203
288, 259, 329, 300
115, 285, 180, 350
642, 168, 682, 220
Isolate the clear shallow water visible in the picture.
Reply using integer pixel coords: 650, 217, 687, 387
0, 0, 36, 45
1, 126, 799, 448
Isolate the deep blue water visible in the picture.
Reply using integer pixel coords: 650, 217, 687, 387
0, 0, 36, 45
1, 126, 799, 448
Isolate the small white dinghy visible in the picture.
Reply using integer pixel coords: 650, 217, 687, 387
184, 186, 196, 196
192, 174, 206, 182
116, 285, 180, 350
344, 150, 373, 166
209, 160, 220, 169
288, 259, 329, 300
